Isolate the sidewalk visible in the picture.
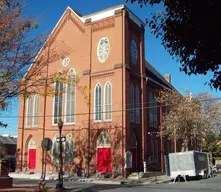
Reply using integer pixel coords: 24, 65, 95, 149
9, 172, 71, 181
9, 172, 171, 184
87, 175, 171, 185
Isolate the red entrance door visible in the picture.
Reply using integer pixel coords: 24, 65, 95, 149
97, 148, 111, 173
130, 148, 137, 170
28, 149, 36, 169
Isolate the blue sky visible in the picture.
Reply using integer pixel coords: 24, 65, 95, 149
0, 0, 220, 135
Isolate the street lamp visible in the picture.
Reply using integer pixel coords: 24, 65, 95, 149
56, 120, 64, 190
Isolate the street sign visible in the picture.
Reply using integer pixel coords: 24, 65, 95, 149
56, 137, 66, 142
41, 138, 52, 151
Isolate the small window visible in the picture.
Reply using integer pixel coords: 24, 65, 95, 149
65, 68, 76, 124
26, 96, 33, 127
33, 94, 39, 127
104, 81, 112, 121
53, 78, 63, 125
135, 86, 140, 124
149, 93, 153, 127
94, 83, 102, 121
130, 83, 135, 123
153, 96, 158, 128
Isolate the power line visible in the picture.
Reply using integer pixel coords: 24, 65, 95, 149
1, 96, 221, 118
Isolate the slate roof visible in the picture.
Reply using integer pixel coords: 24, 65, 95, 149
145, 60, 175, 90
0, 135, 17, 145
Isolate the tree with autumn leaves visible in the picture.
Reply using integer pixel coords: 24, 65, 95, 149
0, 0, 44, 127
157, 89, 221, 152
0, 0, 90, 128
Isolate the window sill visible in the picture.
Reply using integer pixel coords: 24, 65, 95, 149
93, 120, 102, 124
103, 120, 112, 123
25, 127, 38, 130
64, 122, 75, 126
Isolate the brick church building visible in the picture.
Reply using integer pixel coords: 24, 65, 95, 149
16, 5, 178, 176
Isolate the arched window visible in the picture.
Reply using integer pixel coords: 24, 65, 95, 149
65, 68, 76, 124
155, 140, 158, 163
130, 83, 135, 123
96, 131, 111, 148
149, 140, 155, 164
135, 86, 140, 124
52, 133, 59, 162
153, 96, 158, 128
53, 73, 63, 124
33, 94, 39, 127
64, 133, 74, 163
149, 93, 153, 127
104, 81, 112, 121
94, 83, 102, 121
26, 96, 33, 127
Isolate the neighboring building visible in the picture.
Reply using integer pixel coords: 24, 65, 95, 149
0, 134, 17, 157
16, 5, 178, 175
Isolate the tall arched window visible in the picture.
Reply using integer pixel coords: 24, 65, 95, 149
94, 83, 102, 121
104, 81, 112, 121
52, 133, 59, 162
149, 140, 155, 164
153, 96, 158, 128
130, 83, 135, 123
64, 133, 74, 163
149, 92, 153, 127
65, 68, 76, 124
33, 94, 39, 127
155, 140, 158, 163
26, 96, 33, 127
53, 73, 63, 125
135, 86, 140, 124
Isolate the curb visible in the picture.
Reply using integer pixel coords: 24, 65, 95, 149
90, 180, 123, 185
153, 179, 172, 184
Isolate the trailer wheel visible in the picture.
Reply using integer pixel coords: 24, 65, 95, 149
202, 170, 207, 179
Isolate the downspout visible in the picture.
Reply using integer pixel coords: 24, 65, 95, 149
20, 82, 27, 171
87, 23, 92, 177
41, 44, 50, 177
121, 9, 125, 177
140, 26, 145, 171
160, 104, 164, 172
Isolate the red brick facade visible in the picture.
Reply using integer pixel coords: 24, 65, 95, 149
16, 5, 177, 175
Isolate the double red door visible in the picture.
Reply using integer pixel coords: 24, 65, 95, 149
97, 148, 111, 173
28, 149, 36, 169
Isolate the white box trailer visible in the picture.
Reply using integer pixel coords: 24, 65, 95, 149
169, 151, 212, 179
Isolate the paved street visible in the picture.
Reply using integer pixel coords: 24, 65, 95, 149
12, 174, 221, 192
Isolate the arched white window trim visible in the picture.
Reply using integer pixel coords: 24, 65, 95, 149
26, 96, 33, 127
130, 83, 135, 123
94, 83, 102, 122
52, 71, 63, 125
64, 132, 75, 163
64, 68, 76, 125
96, 131, 111, 148
32, 94, 39, 127
103, 81, 112, 121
